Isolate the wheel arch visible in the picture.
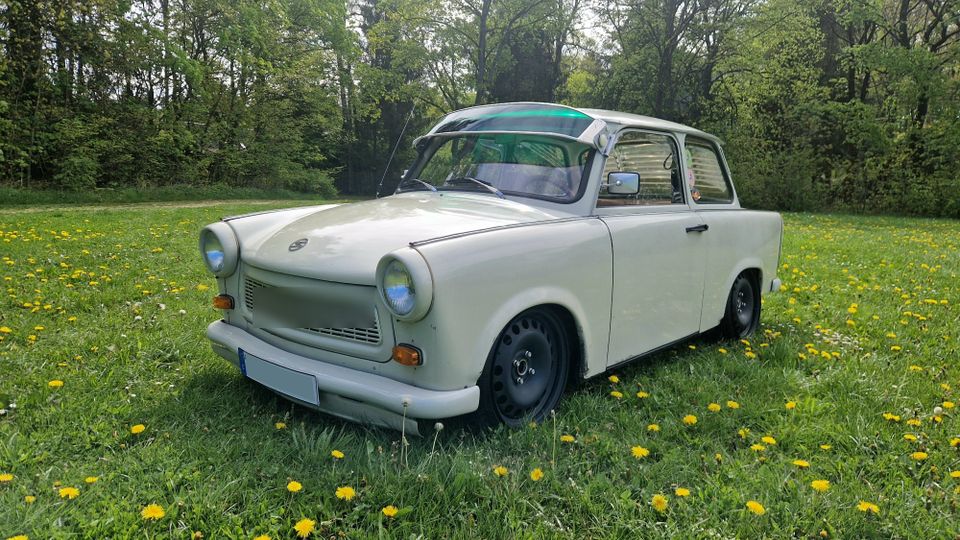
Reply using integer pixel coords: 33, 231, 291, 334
475, 295, 591, 386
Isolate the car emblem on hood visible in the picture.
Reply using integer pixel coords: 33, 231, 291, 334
288, 238, 309, 251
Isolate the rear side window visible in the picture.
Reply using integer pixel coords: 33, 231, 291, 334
684, 140, 733, 204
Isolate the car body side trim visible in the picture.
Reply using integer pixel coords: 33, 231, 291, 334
409, 216, 601, 247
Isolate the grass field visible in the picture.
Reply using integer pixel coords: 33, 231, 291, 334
1, 202, 958, 539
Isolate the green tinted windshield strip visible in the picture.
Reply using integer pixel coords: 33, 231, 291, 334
434, 104, 594, 137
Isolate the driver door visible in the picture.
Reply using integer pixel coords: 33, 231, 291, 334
596, 131, 707, 366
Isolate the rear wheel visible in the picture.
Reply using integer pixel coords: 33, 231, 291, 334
720, 272, 760, 338
475, 308, 571, 427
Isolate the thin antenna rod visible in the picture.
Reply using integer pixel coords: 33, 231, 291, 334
375, 102, 416, 199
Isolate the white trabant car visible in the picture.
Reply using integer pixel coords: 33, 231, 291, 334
200, 102, 783, 433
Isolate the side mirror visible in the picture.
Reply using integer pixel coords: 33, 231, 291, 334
607, 172, 640, 195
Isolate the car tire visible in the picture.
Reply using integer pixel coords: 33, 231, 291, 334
474, 307, 571, 428
720, 272, 760, 339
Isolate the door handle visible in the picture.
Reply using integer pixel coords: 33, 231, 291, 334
685, 224, 709, 233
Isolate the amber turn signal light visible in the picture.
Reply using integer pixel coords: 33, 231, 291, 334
212, 294, 235, 310
392, 344, 422, 366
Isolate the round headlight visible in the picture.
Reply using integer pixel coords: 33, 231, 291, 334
199, 222, 239, 277
201, 231, 225, 273
382, 260, 415, 316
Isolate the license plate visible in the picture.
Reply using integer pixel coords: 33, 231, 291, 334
239, 349, 319, 406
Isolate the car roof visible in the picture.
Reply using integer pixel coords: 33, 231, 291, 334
574, 107, 721, 143
434, 102, 721, 143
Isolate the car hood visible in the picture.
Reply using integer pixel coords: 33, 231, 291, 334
238, 192, 563, 285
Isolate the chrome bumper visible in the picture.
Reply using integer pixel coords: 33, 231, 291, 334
206, 321, 480, 429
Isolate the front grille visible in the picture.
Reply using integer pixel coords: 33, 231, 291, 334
243, 276, 382, 345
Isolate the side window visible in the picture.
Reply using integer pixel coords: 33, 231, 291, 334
684, 140, 733, 204
598, 131, 682, 207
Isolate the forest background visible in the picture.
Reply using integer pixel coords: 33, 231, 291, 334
1, 0, 958, 216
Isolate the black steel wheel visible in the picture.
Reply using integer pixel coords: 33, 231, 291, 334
720, 272, 760, 338
476, 308, 571, 427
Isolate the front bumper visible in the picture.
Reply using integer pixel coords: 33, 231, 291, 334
206, 321, 480, 432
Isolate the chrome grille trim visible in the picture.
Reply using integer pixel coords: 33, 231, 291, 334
243, 276, 382, 345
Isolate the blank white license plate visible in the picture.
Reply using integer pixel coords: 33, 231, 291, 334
239, 349, 319, 406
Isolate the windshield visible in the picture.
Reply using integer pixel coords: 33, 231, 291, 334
404, 133, 594, 203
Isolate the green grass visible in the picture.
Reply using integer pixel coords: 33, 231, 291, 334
1, 204, 958, 538
0, 185, 342, 207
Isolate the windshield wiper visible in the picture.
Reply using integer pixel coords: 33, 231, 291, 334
444, 176, 505, 199
396, 178, 438, 193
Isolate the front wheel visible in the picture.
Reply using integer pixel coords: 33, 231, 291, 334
475, 308, 571, 427
720, 272, 760, 338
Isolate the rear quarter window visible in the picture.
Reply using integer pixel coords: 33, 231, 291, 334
685, 140, 733, 204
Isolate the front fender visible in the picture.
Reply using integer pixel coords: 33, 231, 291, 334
404, 217, 613, 388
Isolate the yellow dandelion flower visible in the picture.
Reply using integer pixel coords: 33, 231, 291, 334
58, 487, 79, 499
0, 473, 13, 482
682, 415, 697, 425
882, 413, 900, 422
745, 500, 766, 515
745, 351, 757, 359
294, 517, 316, 538
631, 446, 650, 459
140, 503, 164, 520
608, 375, 620, 383
750, 444, 766, 452
493, 465, 508, 477
275, 422, 287, 430
130, 424, 146, 434
530, 468, 544, 481
382, 505, 399, 517
331, 449, 344, 459
949, 470, 960, 479
335, 486, 356, 500
707, 403, 721, 412
726, 400, 740, 409
819, 444, 832, 451
891, 345, 902, 352
636, 391, 650, 399
910, 451, 928, 461
47, 380, 64, 389
560, 434, 575, 443
675, 487, 690, 497
761, 436, 777, 445
651, 493, 668, 513
906, 418, 921, 427
7, 536, 28, 540
287, 480, 302, 493
647, 423, 660, 432
610, 390, 623, 399
903, 434, 917, 442
714, 453, 723, 463
792, 459, 810, 468
785, 401, 797, 410
255, 533, 271, 539
856, 501, 879, 514
0, 326, 11, 334
951, 438, 960, 447
24, 495, 36, 503
738, 428, 750, 439
810, 480, 830, 492
718, 348, 728, 354
84, 476, 98, 484
942, 401, 955, 409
